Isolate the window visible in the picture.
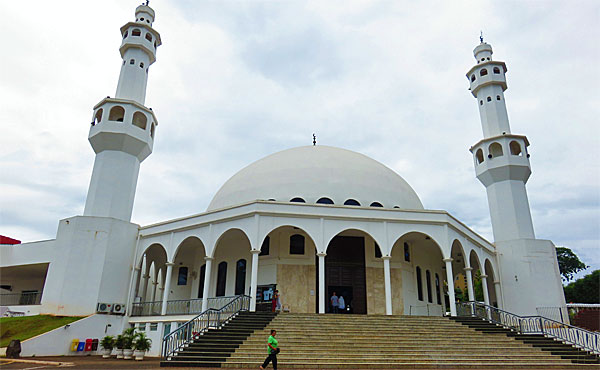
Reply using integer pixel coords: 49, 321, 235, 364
130, 59, 135, 65
123, 31, 128, 39
416, 267, 423, 301
94, 108, 103, 124
197, 264, 206, 298
470, 74, 476, 82
493, 67, 501, 74
132, 112, 147, 130
479, 100, 483, 106
259, 236, 270, 256
426, 270, 433, 303
489, 142, 503, 158
497, 95, 501, 100
344, 199, 360, 206
476, 149, 484, 164
140, 17, 145, 21
370, 202, 383, 207
316, 197, 334, 205
177, 266, 188, 285
150, 323, 158, 331
480, 68, 488, 76
290, 197, 305, 203
145, 33, 152, 42
132, 29, 141, 37
108, 106, 125, 122
216, 262, 227, 296
435, 273, 441, 304
235, 259, 247, 295
138, 323, 146, 331
510, 141, 522, 156
487, 96, 492, 102
404, 242, 410, 262
374, 242, 382, 258
139, 62, 144, 68
150, 123, 155, 138
290, 234, 305, 255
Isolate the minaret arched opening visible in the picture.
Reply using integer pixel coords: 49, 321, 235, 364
489, 142, 503, 158
509, 141, 523, 156
132, 112, 147, 130
108, 106, 125, 122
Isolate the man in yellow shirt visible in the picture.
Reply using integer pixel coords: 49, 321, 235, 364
260, 329, 278, 370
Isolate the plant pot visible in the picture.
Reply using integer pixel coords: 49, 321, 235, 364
134, 350, 145, 361
123, 348, 134, 359
115, 348, 124, 359
101, 348, 112, 358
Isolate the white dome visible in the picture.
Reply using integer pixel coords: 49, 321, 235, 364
207, 145, 424, 211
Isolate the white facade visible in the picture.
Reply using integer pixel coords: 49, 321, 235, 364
0, 4, 566, 356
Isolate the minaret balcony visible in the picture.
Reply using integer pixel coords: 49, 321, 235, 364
470, 134, 531, 186
467, 61, 507, 97
89, 98, 158, 161
120, 22, 161, 64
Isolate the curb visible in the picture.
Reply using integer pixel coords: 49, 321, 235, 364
0, 358, 74, 367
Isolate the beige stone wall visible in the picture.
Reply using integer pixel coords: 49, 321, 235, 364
366, 266, 403, 315
276, 264, 316, 313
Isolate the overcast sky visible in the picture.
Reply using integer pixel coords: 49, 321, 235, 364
1, 1, 598, 279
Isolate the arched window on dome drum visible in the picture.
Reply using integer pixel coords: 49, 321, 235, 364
316, 197, 334, 205
197, 264, 206, 298
470, 74, 476, 82
290, 197, 305, 203
416, 266, 423, 301
145, 33, 152, 42
235, 259, 246, 295
150, 123, 155, 138
177, 266, 188, 286
123, 31, 128, 39
489, 142, 503, 158
259, 236, 270, 256
290, 234, 305, 255
132, 112, 147, 130
374, 242, 382, 258
216, 262, 227, 296
493, 67, 501, 74
426, 270, 432, 303
393, 206, 400, 209
480, 68, 488, 76
94, 109, 103, 125
108, 106, 125, 122
509, 141, 522, 156
132, 29, 141, 37
435, 273, 441, 304
404, 242, 410, 262
344, 199, 360, 206
370, 202, 383, 207
475, 149, 484, 164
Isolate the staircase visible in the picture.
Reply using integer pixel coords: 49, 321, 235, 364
215, 313, 598, 369
452, 316, 600, 365
161, 311, 277, 367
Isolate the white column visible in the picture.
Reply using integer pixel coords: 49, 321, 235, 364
128, 267, 141, 312
464, 267, 475, 302
149, 280, 158, 302
443, 258, 457, 316
161, 262, 175, 315
201, 257, 214, 312
481, 274, 490, 306
140, 273, 150, 301
317, 252, 326, 314
382, 256, 393, 315
494, 281, 502, 309
249, 250, 260, 312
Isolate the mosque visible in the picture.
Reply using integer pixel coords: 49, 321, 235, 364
0, 2, 566, 355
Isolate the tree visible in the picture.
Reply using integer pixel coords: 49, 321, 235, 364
563, 270, 599, 304
556, 246, 588, 281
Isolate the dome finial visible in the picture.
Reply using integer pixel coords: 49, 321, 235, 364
313, 133, 317, 146
480, 30, 484, 44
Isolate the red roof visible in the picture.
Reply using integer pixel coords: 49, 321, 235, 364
0, 235, 21, 245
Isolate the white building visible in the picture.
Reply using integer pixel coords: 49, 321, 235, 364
0, 4, 566, 356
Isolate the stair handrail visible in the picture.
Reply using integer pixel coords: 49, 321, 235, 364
457, 301, 600, 355
161, 294, 251, 360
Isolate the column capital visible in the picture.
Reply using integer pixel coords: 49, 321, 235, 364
204, 256, 214, 261
152, 281, 159, 286
250, 249, 261, 255
493, 280, 501, 285
381, 256, 392, 261
165, 262, 176, 267
142, 274, 150, 279
317, 252, 327, 258
463, 267, 473, 271
443, 258, 453, 263
134, 267, 142, 271
480, 274, 488, 279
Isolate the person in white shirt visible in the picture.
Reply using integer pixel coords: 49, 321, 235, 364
338, 295, 345, 314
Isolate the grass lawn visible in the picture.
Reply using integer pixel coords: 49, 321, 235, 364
0, 315, 84, 347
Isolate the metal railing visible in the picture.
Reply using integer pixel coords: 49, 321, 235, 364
537, 306, 569, 324
457, 301, 600, 355
409, 304, 444, 316
131, 296, 242, 316
0, 291, 42, 306
161, 294, 250, 360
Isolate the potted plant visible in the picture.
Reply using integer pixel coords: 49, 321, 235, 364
133, 332, 152, 361
114, 335, 125, 359
122, 327, 136, 360
100, 335, 114, 358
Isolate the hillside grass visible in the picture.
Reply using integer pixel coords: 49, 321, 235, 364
0, 315, 84, 347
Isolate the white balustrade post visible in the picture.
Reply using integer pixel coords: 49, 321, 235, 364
161, 262, 175, 315
317, 252, 326, 314
443, 258, 457, 317
382, 256, 393, 315
202, 257, 214, 312
481, 274, 490, 306
464, 267, 475, 302
249, 250, 260, 312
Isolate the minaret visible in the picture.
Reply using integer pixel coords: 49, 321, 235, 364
467, 40, 534, 243
467, 40, 566, 316
83, 3, 161, 221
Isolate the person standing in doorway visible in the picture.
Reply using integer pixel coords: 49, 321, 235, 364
271, 290, 279, 312
338, 295, 345, 314
330, 291, 339, 313
260, 329, 279, 370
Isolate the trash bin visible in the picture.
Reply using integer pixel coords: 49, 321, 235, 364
84, 339, 93, 351
77, 341, 85, 352
70, 339, 79, 352
91, 338, 99, 351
